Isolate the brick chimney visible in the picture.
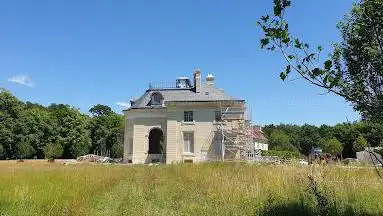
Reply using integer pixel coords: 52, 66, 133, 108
193, 68, 201, 93
205, 74, 215, 87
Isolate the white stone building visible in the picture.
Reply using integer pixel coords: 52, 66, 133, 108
123, 69, 252, 164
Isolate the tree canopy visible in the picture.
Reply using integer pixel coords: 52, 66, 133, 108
321, 137, 343, 156
263, 121, 382, 157
353, 135, 368, 152
0, 89, 124, 159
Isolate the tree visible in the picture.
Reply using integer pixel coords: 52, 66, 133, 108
17, 107, 57, 158
89, 104, 124, 157
268, 130, 298, 152
257, 0, 383, 122
111, 142, 123, 158
318, 124, 335, 139
263, 124, 301, 151
353, 135, 368, 152
44, 142, 64, 159
0, 88, 24, 118
0, 90, 125, 160
48, 104, 91, 158
335, 0, 383, 122
0, 144, 4, 158
89, 104, 112, 116
298, 124, 321, 155
354, 121, 383, 147
321, 137, 343, 156
332, 123, 359, 158
0, 89, 24, 159
16, 139, 35, 159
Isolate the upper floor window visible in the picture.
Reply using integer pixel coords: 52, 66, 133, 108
149, 92, 163, 106
184, 111, 194, 122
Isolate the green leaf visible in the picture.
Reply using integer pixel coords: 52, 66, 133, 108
294, 38, 301, 49
280, 72, 287, 81
286, 65, 291, 74
261, 15, 270, 22
273, 1, 282, 16
324, 60, 332, 70
282, 37, 290, 44
261, 38, 270, 48
312, 68, 321, 76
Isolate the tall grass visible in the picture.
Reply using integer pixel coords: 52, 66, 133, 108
0, 162, 382, 215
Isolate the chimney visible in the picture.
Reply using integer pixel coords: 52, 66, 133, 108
205, 74, 215, 87
193, 68, 201, 93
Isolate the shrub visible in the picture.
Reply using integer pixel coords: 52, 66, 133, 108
262, 150, 300, 159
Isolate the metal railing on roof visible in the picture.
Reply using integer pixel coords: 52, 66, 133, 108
148, 82, 192, 90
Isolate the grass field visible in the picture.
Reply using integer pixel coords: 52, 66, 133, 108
0, 161, 382, 216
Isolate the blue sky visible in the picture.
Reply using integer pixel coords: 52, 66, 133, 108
0, 0, 359, 125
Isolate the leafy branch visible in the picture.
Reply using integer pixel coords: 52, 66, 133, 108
257, 0, 353, 101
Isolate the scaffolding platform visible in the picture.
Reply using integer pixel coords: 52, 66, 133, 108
217, 103, 254, 161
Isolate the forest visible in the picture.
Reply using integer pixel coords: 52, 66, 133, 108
0, 88, 124, 160
262, 121, 383, 158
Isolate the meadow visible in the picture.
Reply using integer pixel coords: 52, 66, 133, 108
0, 161, 382, 216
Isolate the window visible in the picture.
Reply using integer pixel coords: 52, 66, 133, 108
183, 132, 194, 153
184, 111, 194, 122
215, 111, 221, 122
150, 92, 163, 106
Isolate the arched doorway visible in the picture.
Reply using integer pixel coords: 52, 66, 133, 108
148, 128, 164, 154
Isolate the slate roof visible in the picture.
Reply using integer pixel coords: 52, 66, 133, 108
129, 86, 242, 109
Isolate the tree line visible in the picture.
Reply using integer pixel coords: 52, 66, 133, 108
262, 121, 383, 158
0, 89, 124, 160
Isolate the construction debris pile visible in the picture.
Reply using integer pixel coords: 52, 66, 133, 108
76, 154, 121, 163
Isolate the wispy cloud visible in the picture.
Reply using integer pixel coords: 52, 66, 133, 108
116, 102, 130, 108
8, 75, 34, 87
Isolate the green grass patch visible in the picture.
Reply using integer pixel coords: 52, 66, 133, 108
0, 162, 382, 215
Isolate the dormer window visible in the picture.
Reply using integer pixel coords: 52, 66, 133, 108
149, 92, 163, 106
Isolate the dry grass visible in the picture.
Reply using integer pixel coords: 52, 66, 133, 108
0, 161, 382, 216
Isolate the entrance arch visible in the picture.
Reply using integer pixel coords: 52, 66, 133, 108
148, 128, 164, 154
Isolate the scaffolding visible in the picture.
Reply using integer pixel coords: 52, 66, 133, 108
216, 101, 254, 161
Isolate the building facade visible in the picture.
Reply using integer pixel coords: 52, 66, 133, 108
123, 69, 251, 164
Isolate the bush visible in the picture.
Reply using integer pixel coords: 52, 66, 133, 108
262, 150, 300, 159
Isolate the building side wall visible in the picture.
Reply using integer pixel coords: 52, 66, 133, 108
254, 142, 269, 151
171, 108, 223, 163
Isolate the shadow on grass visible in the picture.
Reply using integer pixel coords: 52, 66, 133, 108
258, 202, 381, 216
258, 202, 313, 216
